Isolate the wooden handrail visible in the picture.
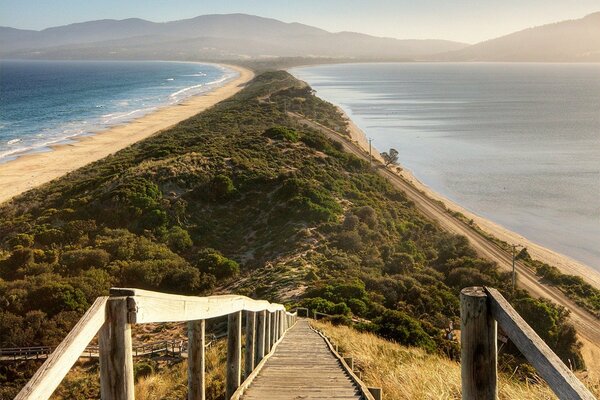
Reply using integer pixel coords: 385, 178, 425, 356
15, 296, 109, 400
16, 288, 297, 400
460, 286, 596, 400
110, 287, 287, 323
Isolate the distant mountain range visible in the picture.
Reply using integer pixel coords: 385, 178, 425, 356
436, 11, 600, 62
0, 14, 465, 60
1, 12, 599, 62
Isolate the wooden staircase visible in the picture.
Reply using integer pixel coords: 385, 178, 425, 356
239, 320, 365, 400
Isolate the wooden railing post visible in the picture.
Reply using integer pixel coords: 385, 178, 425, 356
255, 310, 266, 365
226, 311, 242, 399
188, 319, 205, 400
99, 297, 134, 400
266, 312, 272, 352
274, 311, 279, 342
245, 311, 256, 378
279, 310, 284, 337
460, 287, 497, 400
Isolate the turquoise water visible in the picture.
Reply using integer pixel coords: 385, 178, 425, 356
291, 63, 600, 269
0, 60, 236, 162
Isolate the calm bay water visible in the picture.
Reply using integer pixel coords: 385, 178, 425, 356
291, 63, 600, 269
0, 60, 236, 162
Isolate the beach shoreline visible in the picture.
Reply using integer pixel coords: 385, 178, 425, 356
338, 106, 600, 289
0, 64, 254, 205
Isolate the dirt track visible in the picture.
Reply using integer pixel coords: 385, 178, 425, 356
291, 113, 600, 357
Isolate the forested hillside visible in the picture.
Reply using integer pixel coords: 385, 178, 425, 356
0, 71, 584, 397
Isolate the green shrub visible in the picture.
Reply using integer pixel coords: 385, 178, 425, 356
194, 248, 239, 279
264, 126, 299, 142
61, 248, 111, 272
166, 226, 193, 252
210, 175, 235, 200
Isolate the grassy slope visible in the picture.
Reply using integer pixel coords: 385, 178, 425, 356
313, 321, 600, 399
0, 71, 589, 397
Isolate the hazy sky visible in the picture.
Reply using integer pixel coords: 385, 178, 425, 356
1, 0, 599, 43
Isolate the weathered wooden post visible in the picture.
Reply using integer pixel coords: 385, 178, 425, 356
460, 287, 497, 400
279, 310, 285, 336
265, 312, 272, 352
226, 311, 242, 399
273, 311, 279, 343
99, 297, 134, 400
270, 312, 277, 346
255, 310, 266, 365
245, 311, 256, 378
188, 319, 205, 400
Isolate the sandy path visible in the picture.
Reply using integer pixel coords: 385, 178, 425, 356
0, 65, 254, 204
291, 112, 600, 372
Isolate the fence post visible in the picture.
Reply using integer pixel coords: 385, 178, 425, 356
266, 312, 272, 352
272, 311, 278, 343
99, 297, 134, 400
226, 311, 242, 399
255, 310, 266, 365
460, 287, 497, 400
245, 311, 256, 378
279, 311, 285, 336
188, 319, 205, 400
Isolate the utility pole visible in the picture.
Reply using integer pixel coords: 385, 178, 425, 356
368, 138, 373, 167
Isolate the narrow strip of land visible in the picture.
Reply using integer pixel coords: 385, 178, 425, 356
290, 112, 600, 362
0, 65, 254, 205
241, 320, 363, 400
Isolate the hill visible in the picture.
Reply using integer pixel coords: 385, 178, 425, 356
0, 71, 587, 397
435, 12, 600, 62
0, 14, 466, 60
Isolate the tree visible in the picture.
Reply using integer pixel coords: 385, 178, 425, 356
382, 148, 399, 167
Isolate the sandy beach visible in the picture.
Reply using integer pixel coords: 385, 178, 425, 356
339, 108, 600, 289
0, 64, 254, 205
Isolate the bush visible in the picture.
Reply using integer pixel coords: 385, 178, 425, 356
334, 231, 363, 252
194, 248, 239, 279
165, 226, 193, 252
210, 175, 235, 200
61, 248, 111, 272
371, 309, 436, 352
264, 126, 299, 142
7, 234, 34, 249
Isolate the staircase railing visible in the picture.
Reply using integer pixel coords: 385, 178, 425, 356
460, 286, 596, 400
15, 287, 297, 400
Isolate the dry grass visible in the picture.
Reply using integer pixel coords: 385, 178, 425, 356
312, 321, 562, 400
136, 339, 226, 400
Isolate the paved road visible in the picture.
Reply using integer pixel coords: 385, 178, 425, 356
291, 112, 600, 349
241, 320, 363, 400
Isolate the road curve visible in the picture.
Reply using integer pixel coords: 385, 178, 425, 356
291, 112, 600, 347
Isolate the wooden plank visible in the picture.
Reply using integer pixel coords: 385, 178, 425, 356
188, 319, 205, 400
255, 310, 266, 366
99, 297, 134, 400
227, 311, 242, 399
460, 287, 497, 400
245, 311, 256, 378
115, 288, 287, 324
485, 287, 596, 400
14, 297, 108, 400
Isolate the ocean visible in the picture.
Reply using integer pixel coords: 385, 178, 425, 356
291, 63, 600, 270
0, 60, 237, 162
